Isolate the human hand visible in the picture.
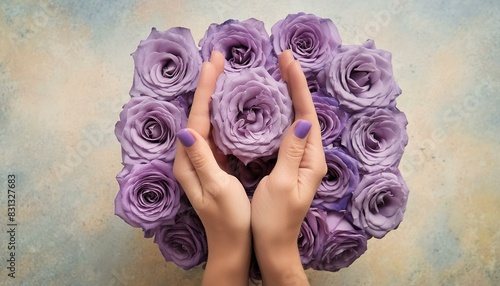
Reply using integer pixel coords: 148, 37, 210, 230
251, 50, 327, 285
173, 51, 251, 286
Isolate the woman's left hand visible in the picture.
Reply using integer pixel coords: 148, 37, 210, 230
173, 51, 251, 286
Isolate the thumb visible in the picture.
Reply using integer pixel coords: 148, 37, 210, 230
177, 128, 226, 186
272, 120, 312, 179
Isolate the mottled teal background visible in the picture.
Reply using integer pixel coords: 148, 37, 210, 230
1, 0, 499, 285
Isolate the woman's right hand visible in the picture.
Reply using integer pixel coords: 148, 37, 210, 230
251, 50, 327, 285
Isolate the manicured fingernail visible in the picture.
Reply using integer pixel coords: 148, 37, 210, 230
294, 120, 312, 139
177, 129, 195, 147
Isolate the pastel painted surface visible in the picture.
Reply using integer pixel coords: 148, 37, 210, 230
0, 0, 499, 285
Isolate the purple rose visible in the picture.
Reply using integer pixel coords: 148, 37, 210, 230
306, 73, 322, 93
154, 211, 208, 270
114, 96, 187, 164
199, 18, 276, 73
312, 148, 359, 211
271, 13, 342, 74
341, 108, 408, 173
228, 155, 277, 194
348, 169, 409, 239
298, 208, 329, 267
210, 67, 293, 164
322, 40, 401, 112
130, 27, 202, 100
172, 91, 194, 115
312, 91, 348, 147
114, 160, 182, 232
313, 211, 367, 272
249, 252, 262, 282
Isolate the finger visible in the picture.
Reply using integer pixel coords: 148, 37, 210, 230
270, 120, 312, 183
279, 50, 323, 155
278, 50, 294, 82
209, 50, 225, 75
187, 51, 225, 139
281, 58, 317, 123
173, 142, 200, 202
278, 51, 327, 194
176, 128, 228, 190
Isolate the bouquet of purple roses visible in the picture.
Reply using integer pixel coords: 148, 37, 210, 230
114, 12, 409, 278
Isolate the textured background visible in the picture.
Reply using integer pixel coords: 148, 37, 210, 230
0, 0, 499, 285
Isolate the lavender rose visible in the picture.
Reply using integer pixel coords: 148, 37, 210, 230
312, 148, 359, 211
348, 169, 409, 239
249, 252, 262, 282
306, 73, 322, 93
312, 91, 348, 147
114, 96, 187, 164
114, 160, 182, 232
271, 13, 342, 74
228, 155, 277, 194
341, 108, 408, 173
199, 18, 276, 73
211, 67, 293, 164
130, 27, 202, 100
322, 40, 401, 112
298, 208, 329, 267
154, 211, 208, 270
313, 211, 367, 272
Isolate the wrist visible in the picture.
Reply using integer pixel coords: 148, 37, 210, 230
202, 228, 251, 286
254, 239, 309, 286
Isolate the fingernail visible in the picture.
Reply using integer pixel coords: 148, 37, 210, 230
294, 120, 312, 139
177, 129, 195, 147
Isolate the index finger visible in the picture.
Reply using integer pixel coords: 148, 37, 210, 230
278, 50, 326, 181
187, 51, 225, 138
278, 50, 318, 124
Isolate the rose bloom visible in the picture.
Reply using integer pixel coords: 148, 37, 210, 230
115, 96, 187, 164
130, 27, 202, 100
312, 148, 359, 211
313, 211, 367, 272
322, 40, 401, 112
307, 73, 322, 94
199, 18, 276, 73
227, 155, 277, 194
341, 108, 408, 173
348, 169, 409, 239
114, 160, 182, 232
211, 67, 293, 165
271, 12, 342, 74
298, 208, 329, 267
154, 210, 208, 270
172, 91, 194, 114
249, 251, 262, 282
312, 90, 348, 147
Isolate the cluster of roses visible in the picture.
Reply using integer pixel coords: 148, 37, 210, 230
114, 13, 409, 277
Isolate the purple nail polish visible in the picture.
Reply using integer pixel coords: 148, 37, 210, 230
294, 120, 312, 139
177, 129, 196, 147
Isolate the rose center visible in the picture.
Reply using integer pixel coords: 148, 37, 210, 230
140, 188, 163, 205
369, 191, 394, 214
142, 119, 165, 143
237, 107, 263, 131
228, 46, 251, 66
293, 36, 313, 53
350, 70, 370, 87
162, 60, 178, 78
172, 241, 189, 255
367, 131, 384, 150
326, 169, 340, 182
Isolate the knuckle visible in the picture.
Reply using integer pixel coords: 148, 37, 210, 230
284, 141, 305, 161
188, 150, 208, 170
